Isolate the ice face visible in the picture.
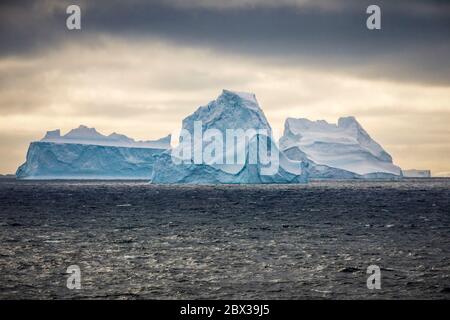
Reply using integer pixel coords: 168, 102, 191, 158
280, 117, 402, 176
16, 142, 167, 180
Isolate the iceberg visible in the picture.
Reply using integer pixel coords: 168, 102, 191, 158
279, 117, 402, 177
16, 91, 407, 182
151, 90, 307, 184
402, 169, 431, 178
16, 126, 170, 179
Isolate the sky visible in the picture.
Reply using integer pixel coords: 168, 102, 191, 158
1, 0, 450, 175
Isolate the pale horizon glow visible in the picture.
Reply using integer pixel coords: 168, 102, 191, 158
1, 37, 449, 176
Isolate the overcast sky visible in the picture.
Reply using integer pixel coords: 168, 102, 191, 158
1, 0, 450, 175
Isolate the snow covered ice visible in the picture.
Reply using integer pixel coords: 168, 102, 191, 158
279, 117, 402, 177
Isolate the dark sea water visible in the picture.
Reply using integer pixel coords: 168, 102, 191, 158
0, 177, 449, 299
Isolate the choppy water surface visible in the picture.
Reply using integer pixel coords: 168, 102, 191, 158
0, 178, 449, 299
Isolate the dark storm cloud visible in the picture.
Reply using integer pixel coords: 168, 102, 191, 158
1, 0, 450, 85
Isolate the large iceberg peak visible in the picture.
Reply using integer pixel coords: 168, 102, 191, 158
220, 89, 259, 109
182, 89, 272, 136
151, 90, 307, 184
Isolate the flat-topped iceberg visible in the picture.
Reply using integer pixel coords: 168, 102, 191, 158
16, 127, 170, 179
402, 169, 431, 178
279, 117, 402, 177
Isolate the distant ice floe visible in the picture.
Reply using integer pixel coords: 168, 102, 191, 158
402, 169, 431, 178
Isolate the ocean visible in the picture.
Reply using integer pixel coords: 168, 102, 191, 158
0, 178, 449, 299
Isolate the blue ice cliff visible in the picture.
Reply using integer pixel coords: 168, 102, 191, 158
16, 126, 170, 179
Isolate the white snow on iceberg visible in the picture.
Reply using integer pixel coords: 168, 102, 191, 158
279, 117, 402, 176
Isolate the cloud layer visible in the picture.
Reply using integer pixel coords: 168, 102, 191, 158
2, 0, 450, 84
